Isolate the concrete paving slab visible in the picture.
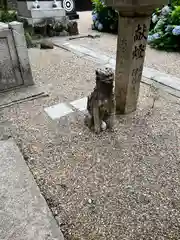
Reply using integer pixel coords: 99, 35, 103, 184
53, 40, 180, 96
0, 85, 47, 107
60, 42, 110, 64
0, 139, 64, 240
70, 97, 87, 111
44, 102, 74, 120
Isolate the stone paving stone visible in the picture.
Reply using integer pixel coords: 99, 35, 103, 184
0, 139, 64, 240
70, 97, 87, 111
44, 102, 74, 120
62, 42, 110, 64
52, 40, 180, 95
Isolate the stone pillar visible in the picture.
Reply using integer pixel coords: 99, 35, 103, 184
115, 16, 150, 114
103, 0, 166, 114
9, 21, 34, 86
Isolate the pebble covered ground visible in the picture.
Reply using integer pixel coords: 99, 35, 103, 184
77, 11, 180, 78
0, 47, 180, 239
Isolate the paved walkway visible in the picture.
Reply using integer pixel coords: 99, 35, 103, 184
51, 38, 180, 98
77, 11, 180, 79
0, 139, 64, 240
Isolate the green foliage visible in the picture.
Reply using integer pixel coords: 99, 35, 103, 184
172, 0, 180, 6
91, 0, 118, 33
148, 5, 180, 51
170, 6, 180, 24
24, 31, 33, 48
0, 10, 17, 22
92, 0, 105, 12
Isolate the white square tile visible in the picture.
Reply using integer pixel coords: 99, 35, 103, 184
70, 97, 87, 111
44, 102, 73, 120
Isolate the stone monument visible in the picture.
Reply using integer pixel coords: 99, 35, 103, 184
104, 0, 166, 114
0, 21, 34, 91
17, 0, 79, 25
17, 0, 66, 25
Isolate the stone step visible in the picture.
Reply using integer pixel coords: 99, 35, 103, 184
0, 139, 64, 240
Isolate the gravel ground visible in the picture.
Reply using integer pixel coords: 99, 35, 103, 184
0, 47, 180, 240
76, 11, 180, 78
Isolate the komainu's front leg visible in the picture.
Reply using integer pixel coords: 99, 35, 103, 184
107, 96, 115, 131
93, 105, 101, 134
84, 114, 93, 129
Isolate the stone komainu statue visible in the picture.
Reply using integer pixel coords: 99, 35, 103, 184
85, 68, 115, 134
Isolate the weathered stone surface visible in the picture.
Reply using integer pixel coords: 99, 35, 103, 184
0, 139, 64, 240
103, 0, 166, 114
0, 38, 18, 90
9, 21, 34, 87
68, 21, 79, 36
33, 18, 70, 37
17, 0, 66, 25
0, 22, 23, 91
40, 39, 54, 49
105, 0, 166, 16
85, 68, 115, 134
115, 16, 150, 114
59, 30, 69, 36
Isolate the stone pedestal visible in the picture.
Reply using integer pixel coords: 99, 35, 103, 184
115, 16, 150, 114
104, 0, 166, 114
17, 0, 66, 25
17, 0, 79, 25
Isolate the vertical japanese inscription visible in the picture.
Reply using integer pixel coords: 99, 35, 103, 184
117, 38, 128, 68
134, 24, 147, 42
120, 38, 128, 53
131, 22, 148, 89
132, 23, 147, 60
131, 66, 143, 90
132, 45, 145, 60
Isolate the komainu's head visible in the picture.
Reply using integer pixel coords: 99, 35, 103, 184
95, 68, 114, 85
